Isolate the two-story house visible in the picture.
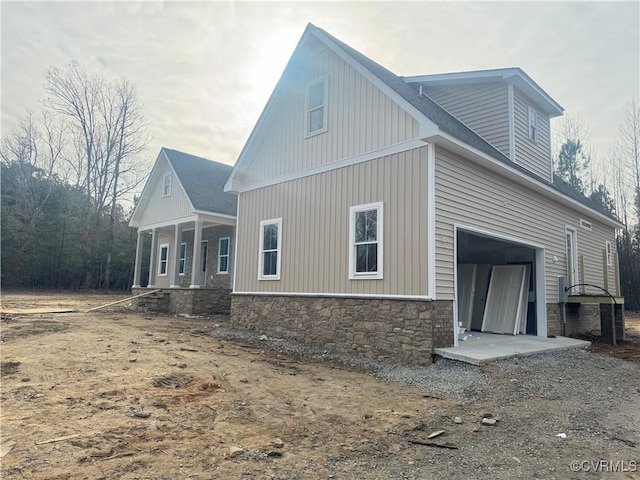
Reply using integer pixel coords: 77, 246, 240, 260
223, 24, 623, 365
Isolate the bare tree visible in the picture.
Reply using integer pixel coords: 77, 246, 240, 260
43, 62, 149, 216
618, 97, 640, 221
0, 110, 65, 229
43, 62, 150, 287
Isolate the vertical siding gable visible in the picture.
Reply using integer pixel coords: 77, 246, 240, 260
424, 82, 510, 158
237, 45, 420, 188
434, 146, 618, 301
137, 160, 194, 226
513, 88, 552, 180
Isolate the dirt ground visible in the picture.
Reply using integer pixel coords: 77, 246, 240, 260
1, 292, 639, 480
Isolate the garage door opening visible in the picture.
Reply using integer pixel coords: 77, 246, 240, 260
454, 226, 547, 347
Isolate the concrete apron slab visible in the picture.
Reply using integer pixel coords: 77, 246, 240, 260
434, 332, 590, 365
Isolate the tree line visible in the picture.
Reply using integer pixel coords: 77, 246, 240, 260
1, 63, 149, 290
554, 100, 640, 309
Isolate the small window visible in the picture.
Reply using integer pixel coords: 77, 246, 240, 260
159, 244, 169, 276
606, 241, 613, 267
218, 237, 230, 274
179, 242, 187, 275
305, 78, 327, 136
259, 218, 282, 280
162, 173, 172, 197
579, 219, 592, 231
349, 202, 383, 279
528, 106, 539, 143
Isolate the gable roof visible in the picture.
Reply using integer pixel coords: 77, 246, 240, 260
163, 148, 237, 216
309, 24, 620, 226
130, 148, 236, 227
404, 68, 564, 117
226, 23, 621, 227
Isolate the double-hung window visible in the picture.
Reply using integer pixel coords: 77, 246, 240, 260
162, 173, 172, 197
528, 106, 539, 143
259, 219, 282, 280
159, 244, 169, 276
218, 237, 230, 274
179, 242, 187, 275
305, 78, 327, 136
349, 202, 383, 279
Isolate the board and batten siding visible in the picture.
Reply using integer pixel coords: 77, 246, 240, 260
235, 147, 429, 296
434, 146, 617, 302
137, 160, 193, 227
423, 83, 510, 158
236, 41, 420, 188
513, 87, 552, 180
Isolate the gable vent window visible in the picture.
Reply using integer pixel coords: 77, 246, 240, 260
162, 173, 172, 197
528, 106, 539, 143
305, 78, 327, 136
579, 219, 592, 231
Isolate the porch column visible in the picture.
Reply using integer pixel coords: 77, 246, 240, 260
170, 223, 183, 288
190, 220, 203, 288
132, 229, 144, 288
148, 228, 159, 288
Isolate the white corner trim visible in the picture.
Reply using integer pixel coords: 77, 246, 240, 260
233, 139, 427, 194
507, 83, 516, 163
232, 291, 433, 301
232, 197, 240, 292
427, 143, 436, 299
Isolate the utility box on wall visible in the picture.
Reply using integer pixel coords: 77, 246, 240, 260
557, 276, 568, 303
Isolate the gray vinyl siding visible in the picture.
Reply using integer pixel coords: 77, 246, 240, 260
434, 146, 617, 301
235, 147, 429, 296
423, 83, 510, 158
513, 88, 552, 180
236, 41, 420, 188
137, 160, 193, 227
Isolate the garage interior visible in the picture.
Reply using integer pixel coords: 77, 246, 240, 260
456, 230, 537, 336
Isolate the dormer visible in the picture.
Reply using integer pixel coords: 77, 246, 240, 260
404, 68, 564, 182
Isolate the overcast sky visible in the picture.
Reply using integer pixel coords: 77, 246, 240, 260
2, 1, 639, 181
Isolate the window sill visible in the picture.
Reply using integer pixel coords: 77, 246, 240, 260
258, 276, 281, 281
304, 128, 327, 139
217, 272, 229, 275
349, 274, 383, 280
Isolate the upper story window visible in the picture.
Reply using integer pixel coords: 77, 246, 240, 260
606, 241, 613, 267
162, 173, 172, 197
259, 218, 282, 280
528, 106, 539, 143
349, 202, 383, 279
217, 236, 230, 274
305, 78, 327, 136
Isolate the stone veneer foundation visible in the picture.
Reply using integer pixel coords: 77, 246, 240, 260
132, 288, 231, 315
230, 295, 454, 366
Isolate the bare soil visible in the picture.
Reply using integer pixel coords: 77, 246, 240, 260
1, 292, 639, 479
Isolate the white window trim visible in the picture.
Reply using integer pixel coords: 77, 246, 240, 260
162, 173, 172, 197
179, 241, 187, 276
528, 106, 539, 143
258, 218, 282, 280
606, 241, 613, 267
349, 202, 384, 280
217, 236, 231, 274
565, 226, 579, 294
304, 76, 328, 138
158, 243, 169, 276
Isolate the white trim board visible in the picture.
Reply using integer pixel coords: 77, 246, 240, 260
231, 139, 427, 194
232, 291, 433, 301
427, 142, 436, 299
